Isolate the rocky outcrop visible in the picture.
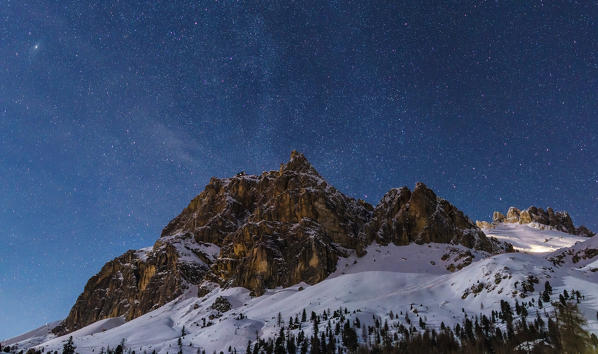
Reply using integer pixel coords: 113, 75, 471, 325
476, 220, 494, 229
54, 151, 510, 335
505, 207, 521, 223
363, 183, 501, 253
53, 236, 215, 335
482, 206, 594, 237
492, 212, 506, 223
576, 226, 595, 238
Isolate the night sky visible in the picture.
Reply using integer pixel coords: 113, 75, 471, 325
1, 1, 597, 339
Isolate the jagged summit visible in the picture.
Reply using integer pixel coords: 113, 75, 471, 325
477, 205, 594, 237
279, 150, 320, 175
52, 151, 506, 336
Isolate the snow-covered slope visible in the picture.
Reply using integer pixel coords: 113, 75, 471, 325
2, 321, 61, 348
4, 227, 597, 353
484, 223, 587, 253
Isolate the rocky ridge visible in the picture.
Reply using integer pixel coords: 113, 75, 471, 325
477, 206, 594, 237
54, 151, 506, 335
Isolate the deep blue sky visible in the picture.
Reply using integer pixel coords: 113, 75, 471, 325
1, 1, 597, 339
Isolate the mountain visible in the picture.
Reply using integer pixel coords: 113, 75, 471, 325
52, 151, 504, 336
477, 206, 595, 237
3, 152, 597, 353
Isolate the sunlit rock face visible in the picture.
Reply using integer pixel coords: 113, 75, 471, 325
505, 207, 521, 223
54, 151, 508, 335
481, 206, 594, 237
492, 211, 506, 223
161, 151, 373, 295
476, 220, 494, 229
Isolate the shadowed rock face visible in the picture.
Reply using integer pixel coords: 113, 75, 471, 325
364, 183, 499, 253
53, 239, 211, 335
54, 151, 504, 334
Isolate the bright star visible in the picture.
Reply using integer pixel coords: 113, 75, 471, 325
28, 43, 41, 60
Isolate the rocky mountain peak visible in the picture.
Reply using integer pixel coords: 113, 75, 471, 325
279, 150, 319, 175
53, 152, 511, 336
364, 182, 505, 253
479, 205, 594, 237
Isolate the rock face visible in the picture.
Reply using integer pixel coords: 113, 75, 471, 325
484, 206, 594, 237
363, 183, 500, 253
53, 236, 216, 335
54, 151, 506, 335
492, 212, 506, 223
576, 226, 595, 238
476, 220, 494, 229
505, 207, 521, 223
161, 151, 373, 295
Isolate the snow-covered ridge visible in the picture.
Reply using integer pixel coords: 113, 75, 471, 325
484, 223, 587, 253
479, 205, 595, 237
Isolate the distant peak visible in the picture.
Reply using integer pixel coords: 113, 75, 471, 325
485, 205, 594, 237
413, 182, 434, 193
280, 150, 319, 175
414, 182, 431, 191
290, 149, 304, 160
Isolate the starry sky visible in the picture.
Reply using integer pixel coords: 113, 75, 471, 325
1, 0, 598, 340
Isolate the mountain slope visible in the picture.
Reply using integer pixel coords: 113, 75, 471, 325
5, 225, 598, 353
49, 151, 501, 336
483, 223, 588, 253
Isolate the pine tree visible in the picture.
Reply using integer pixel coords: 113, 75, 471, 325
274, 327, 285, 354
62, 337, 76, 354
286, 334, 296, 354
342, 321, 358, 352
177, 337, 183, 354
543, 281, 552, 302
327, 331, 336, 353
319, 332, 326, 353
310, 335, 320, 354
299, 339, 308, 354
556, 301, 592, 353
